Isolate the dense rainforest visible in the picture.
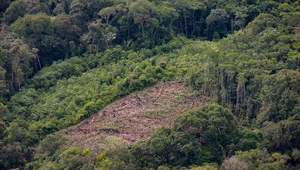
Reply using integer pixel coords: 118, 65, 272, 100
0, 0, 300, 169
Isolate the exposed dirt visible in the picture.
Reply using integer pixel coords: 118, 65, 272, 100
59, 81, 209, 149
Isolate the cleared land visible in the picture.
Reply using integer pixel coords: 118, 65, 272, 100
59, 81, 209, 150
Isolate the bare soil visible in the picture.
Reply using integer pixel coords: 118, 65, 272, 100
60, 81, 209, 149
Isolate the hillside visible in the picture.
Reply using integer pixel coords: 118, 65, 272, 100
0, 0, 300, 169
58, 81, 208, 148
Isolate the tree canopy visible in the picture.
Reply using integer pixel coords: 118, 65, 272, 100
0, 0, 300, 169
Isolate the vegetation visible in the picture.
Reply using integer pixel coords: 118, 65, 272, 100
0, 0, 299, 169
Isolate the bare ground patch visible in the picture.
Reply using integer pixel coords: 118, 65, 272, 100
59, 81, 209, 149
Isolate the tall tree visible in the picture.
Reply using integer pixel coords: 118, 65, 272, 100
167, 0, 206, 37
0, 31, 38, 93
206, 8, 230, 39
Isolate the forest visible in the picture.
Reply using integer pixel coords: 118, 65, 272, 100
0, 0, 300, 169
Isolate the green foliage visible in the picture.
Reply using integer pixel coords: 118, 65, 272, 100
0, 142, 25, 169
96, 148, 137, 170
261, 120, 300, 152
3, 0, 276, 68
3, 0, 26, 24
0, 31, 38, 95
26, 146, 95, 170
8, 12, 80, 64
236, 149, 290, 170
3, 41, 178, 156
10, 13, 52, 35
230, 128, 261, 153
1, 0, 300, 169
259, 69, 300, 123
37, 134, 67, 156
25, 56, 89, 91
130, 127, 202, 168
206, 8, 230, 39
173, 104, 238, 163
129, 105, 238, 168
128, 0, 178, 47
190, 163, 218, 170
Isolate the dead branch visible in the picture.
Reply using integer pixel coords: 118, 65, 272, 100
153, 85, 164, 102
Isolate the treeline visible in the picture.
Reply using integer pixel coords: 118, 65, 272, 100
2, 0, 299, 98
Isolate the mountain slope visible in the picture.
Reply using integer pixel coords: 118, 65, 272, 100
57, 81, 209, 149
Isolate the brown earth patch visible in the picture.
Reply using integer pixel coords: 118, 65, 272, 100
59, 81, 209, 150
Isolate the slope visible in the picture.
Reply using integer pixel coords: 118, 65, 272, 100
59, 81, 209, 149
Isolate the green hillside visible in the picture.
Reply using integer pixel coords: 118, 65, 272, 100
0, 0, 300, 169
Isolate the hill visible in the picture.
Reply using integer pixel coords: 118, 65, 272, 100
0, 0, 300, 169
59, 81, 208, 149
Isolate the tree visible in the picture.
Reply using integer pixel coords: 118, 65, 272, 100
146, 128, 174, 165
129, 0, 159, 36
167, 0, 206, 37
9, 12, 80, 64
0, 0, 11, 17
96, 147, 137, 170
99, 6, 117, 25
259, 69, 300, 123
0, 102, 8, 140
233, 7, 248, 30
0, 142, 25, 169
128, 0, 178, 47
236, 149, 290, 170
0, 31, 38, 93
52, 13, 82, 57
206, 8, 230, 39
3, 0, 26, 24
9, 12, 52, 36
52, 13, 81, 41
173, 104, 238, 163
81, 20, 117, 53
247, 13, 277, 35
261, 120, 300, 152
220, 156, 249, 170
